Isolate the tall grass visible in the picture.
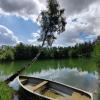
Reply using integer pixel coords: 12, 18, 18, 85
0, 82, 14, 100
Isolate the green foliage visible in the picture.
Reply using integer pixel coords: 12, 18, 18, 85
38, 0, 66, 46
0, 46, 14, 61
93, 41, 100, 59
0, 42, 94, 61
94, 37, 100, 100
0, 82, 14, 100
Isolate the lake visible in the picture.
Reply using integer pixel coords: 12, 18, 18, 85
0, 58, 99, 100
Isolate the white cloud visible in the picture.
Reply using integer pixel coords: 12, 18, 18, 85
0, 0, 46, 22
52, 0, 100, 46
0, 0, 100, 46
58, 0, 98, 16
27, 32, 41, 45
0, 25, 19, 45
32, 32, 40, 38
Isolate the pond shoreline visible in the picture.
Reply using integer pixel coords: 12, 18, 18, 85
0, 82, 14, 100
0, 59, 99, 100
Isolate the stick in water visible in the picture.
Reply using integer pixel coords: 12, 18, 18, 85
4, 0, 66, 84
4, 33, 47, 84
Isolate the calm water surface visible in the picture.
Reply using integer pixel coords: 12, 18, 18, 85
0, 58, 99, 100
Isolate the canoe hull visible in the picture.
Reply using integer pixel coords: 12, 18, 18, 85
19, 86, 48, 100
18, 75, 93, 100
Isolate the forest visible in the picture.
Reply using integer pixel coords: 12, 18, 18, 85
0, 36, 99, 61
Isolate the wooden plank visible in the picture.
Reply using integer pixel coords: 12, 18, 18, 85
71, 92, 90, 100
81, 95, 90, 100
71, 92, 81, 100
43, 89, 71, 100
33, 81, 48, 91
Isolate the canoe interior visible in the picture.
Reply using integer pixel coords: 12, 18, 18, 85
19, 76, 91, 100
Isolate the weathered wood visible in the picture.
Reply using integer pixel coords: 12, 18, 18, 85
71, 92, 90, 100
33, 81, 48, 91
18, 76, 92, 100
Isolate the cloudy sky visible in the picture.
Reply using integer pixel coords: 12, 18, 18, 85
0, 0, 100, 47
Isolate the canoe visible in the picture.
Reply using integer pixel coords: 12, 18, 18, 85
18, 75, 93, 100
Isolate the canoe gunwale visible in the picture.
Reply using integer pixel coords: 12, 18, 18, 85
17, 75, 93, 100
18, 76, 53, 100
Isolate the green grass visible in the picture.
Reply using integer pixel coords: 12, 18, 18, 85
0, 82, 14, 100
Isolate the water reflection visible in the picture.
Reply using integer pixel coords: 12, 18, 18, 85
0, 67, 99, 100
28, 68, 98, 93
0, 72, 7, 80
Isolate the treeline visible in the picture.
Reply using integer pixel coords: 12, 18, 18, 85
0, 42, 94, 61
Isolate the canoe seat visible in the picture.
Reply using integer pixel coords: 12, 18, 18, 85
43, 89, 71, 100
71, 92, 90, 100
33, 81, 48, 91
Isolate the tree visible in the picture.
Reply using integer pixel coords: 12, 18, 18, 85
38, 0, 66, 46
0, 46, 14, 61
14, 42, 25, 60
4, 0, 66, 83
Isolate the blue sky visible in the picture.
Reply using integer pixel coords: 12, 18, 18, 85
0, 15, 39, 43
0, 0, 99, 47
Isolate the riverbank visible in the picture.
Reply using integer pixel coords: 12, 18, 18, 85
0, 82, 14, 100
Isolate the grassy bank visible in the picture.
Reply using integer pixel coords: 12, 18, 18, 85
0, 82, 14, 100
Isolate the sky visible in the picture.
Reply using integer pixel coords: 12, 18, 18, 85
0, 0, 100, 47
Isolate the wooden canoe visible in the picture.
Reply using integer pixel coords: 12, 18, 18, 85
18, 75, 93, 100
